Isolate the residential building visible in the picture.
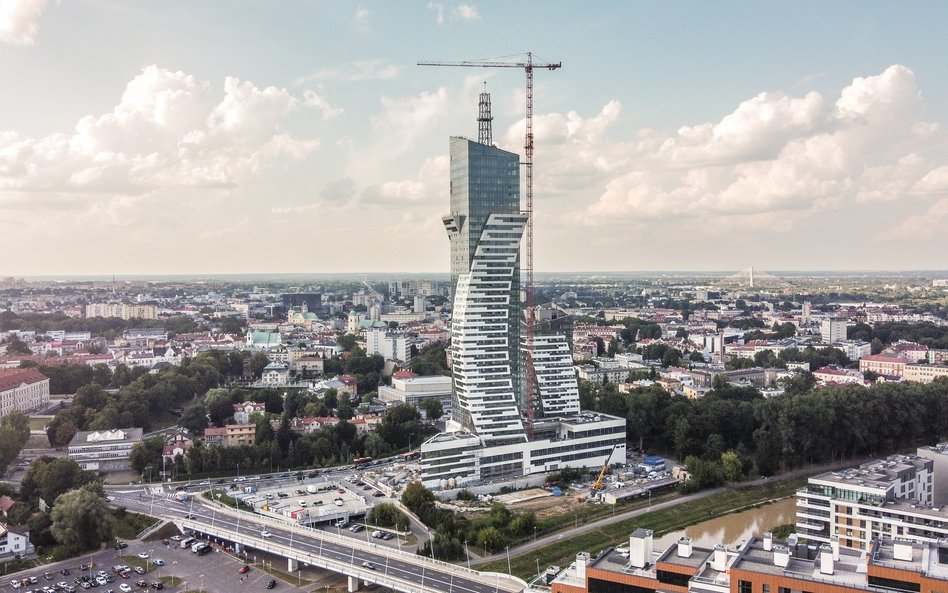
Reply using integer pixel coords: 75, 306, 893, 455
530, 333, 581, 417
246, 330, 282, 349
904, 364, 948, 384
821, 317, 848, 344
365, 328, 411, 363
813, 365, 866, 386
203, 427, 226, 447
550, 530, 948, 593
233, 402, 266, 424
796, 454, 936, 550
860, 354, 909, 377
834, 339, 872, 361
0, 523, 33, 559
0, 496, 21, 519
67, 428, 144, 472
260, 362, 290, 386
885, 341, 930, 363
377, 372, 453, 416
86, 303, 157, 320
0, 368, 49, 418
917, 442, 948, 506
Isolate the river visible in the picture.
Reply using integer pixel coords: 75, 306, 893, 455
653, 496, 796, 550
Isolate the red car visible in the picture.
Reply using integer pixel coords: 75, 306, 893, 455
238, 566, 250, 575
337, 488, 345, 494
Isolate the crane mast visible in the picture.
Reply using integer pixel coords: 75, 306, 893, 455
418, 53, 561, 440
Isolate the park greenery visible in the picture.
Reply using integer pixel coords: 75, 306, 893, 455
401, 482, 538, 560
580, 374, 948, 491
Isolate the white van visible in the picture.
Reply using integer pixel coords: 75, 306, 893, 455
299, 500, 308, 507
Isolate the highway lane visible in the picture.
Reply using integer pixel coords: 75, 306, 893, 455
109, 490, 521, 593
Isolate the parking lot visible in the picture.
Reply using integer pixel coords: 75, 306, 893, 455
0, 537, 339, 593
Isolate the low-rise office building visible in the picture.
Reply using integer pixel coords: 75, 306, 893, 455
377, 372, 452, 416
68, 428, 143, 472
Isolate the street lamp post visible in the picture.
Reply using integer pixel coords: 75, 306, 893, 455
506, 546, 511, 575
464, 540, 470, 570
171, 561, 177, 586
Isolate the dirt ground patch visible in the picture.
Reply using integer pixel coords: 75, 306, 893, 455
507, 493, 583, 518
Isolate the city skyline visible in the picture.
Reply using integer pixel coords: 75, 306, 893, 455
3, 1, 948, 275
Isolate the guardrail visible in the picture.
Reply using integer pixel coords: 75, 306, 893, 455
186, 500, 523, 592
176, 518, 484, 593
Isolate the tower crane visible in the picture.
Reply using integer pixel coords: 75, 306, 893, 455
418, 53, 561, 440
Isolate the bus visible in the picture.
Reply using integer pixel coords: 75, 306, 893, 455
401, 450, 420, 461
353, 457, 373, 466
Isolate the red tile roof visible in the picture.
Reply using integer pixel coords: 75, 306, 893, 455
0, 368, 48, 392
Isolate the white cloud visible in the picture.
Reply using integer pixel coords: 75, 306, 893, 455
576, 65, 948, 236
0, 0, 50, 45
454, 4, 479, 21
355, 6, 368, 20
0, 65, 323, 198
303, 90, 343, 120
427, 1, 444, 25
370, 87, 450, 155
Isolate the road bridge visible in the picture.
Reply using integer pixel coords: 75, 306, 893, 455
113, 488, 524, 593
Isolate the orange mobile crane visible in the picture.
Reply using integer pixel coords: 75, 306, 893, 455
591, 444, 619, 493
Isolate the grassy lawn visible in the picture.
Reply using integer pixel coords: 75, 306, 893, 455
144, 523, 182, 542
111, 508, 160, 540
252, 562, 311, 586
160, 576, 183, 587
28, 416, 49, 431
479, 478, 805, 579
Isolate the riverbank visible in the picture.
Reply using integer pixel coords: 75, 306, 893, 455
477, 477, 805, 579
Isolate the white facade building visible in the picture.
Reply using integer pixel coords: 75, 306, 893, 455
821, 318, 848, 344
0, 368, 50, 418
448, 212, 529, 447
796, 455, 936, 550
378, 374, 453, 417
530, 334, 581, 417
68, 428, 143, 472
364, 329, 411, 363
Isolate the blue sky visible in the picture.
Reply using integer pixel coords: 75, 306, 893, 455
2, 1, 948, 275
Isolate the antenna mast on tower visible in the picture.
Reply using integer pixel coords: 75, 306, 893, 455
477, 83, 492, 146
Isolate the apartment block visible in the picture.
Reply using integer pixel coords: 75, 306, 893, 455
796, 455, 937, 550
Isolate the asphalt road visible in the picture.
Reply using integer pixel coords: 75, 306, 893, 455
108, 490, 519, 593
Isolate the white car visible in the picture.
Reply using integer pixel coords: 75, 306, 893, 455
152, 560, 164, 567
119, 585, 132, 593
137, 553, 149, 559
11, 582, 22, 590
260, 530, 272, 538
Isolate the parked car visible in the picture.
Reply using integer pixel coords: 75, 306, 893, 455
119, 585, 131, 593
149, 584, 162, 590
151, 561, 163, 567
132, 569, 144, 576
114, 542, 128, 550
266, 581, 276, 590
135, 581, 146, 589
238, 566, 250, 575
137, 553, 148, 560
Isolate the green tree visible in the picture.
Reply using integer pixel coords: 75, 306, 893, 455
255, 418, 275, 445
1, 410, 31, 444
204, 388, 235, 426
4, 335, 32, 355
50, 487, 113, 552
247, 352, 270, 379
475, 526, 505, 553
21, 457, 100, 504
720, 450, 743, 482
367, 502, 409, 531
337, 334, 358, 352
418, 397, 444, 421
179, 403, 209, 434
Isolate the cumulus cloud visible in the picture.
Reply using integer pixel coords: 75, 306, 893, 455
576, 65, 948, 234
427, 1, 444, 25
0, 0, 50, 45
455, 4, 478, 21
371, 87, 450, 155
0, 65, 326, 198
